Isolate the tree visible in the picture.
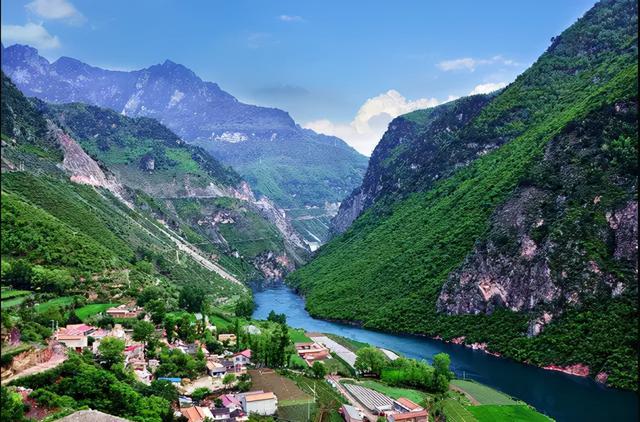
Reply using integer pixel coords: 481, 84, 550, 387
432, 353, 453, 392
191, 387, 211, 401
234, 297, 254, 318
354, 347, 388, 377
133, 320, 156, 349
179, 284, 206, 313
136, 285, 163, 306
97, 337, 125, 368
222, 373, 236, 387
146, 299, 166, 325
31, 266, 73, 294
4, 260, 32, 290
1, 386, 25, 422
267, 310, 286, 325
311, 361, 327, 379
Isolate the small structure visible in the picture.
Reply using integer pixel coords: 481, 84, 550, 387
220, 393, 242, 411
341, 404, 364, 422
243, 324, 261, 335
181, 406, 214, 422
206, 360, 227, 377
55, 324, 97, 351
209, 407, 231, 420
295, 342, 330, 365
239, 391, 278, 416
106, 304, 141, 319
386, 410, 429, 422
218, 333, 237, 345
232, 349, 252, 367
392, 398, 424, 413
386, 397, 428, 422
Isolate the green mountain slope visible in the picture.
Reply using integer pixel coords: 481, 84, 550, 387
289, 0, 638, 390
1, 73, 254, 312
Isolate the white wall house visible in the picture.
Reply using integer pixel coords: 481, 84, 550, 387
240, 391, 278, 416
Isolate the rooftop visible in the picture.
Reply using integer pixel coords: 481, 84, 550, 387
244, 392, 276, 402
395, 397, 423, 411
57, 409, 130, 422
390, 410, 429, 420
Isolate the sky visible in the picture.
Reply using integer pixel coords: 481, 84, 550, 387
1, 0, 597, 155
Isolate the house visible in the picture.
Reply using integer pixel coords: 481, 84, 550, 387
206, 360, 227, 377
230, 408, 249, 421
232, 349, 252, 366
55, 324, 97, 351
220, 394, 242, 411
218, 333, 237, 345
386, 410, 428, 422
209, 407, 231, 420
295, 342, 330, 364
341, 404, 364, 422
221, 359, 245, 374
106, 304, 141, 319
181, 406, 214, 422
239, 391, 278, 416
392, 398, 424, 413
179, 396, 193, 408
134, 368, 152, 385
57, 409, 131, 421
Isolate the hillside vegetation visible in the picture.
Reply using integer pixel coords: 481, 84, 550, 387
289, 0, 638, 390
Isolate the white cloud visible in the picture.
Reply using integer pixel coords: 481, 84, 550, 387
437, 55, 517, 72
247, 32, 272, 49
304, 90, 440, 156
26, 0, 85, 23
278, 15, 304, 22
468, 82, 508, 95
1, 22, 61, 49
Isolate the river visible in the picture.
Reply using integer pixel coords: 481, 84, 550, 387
252, 283, 638, 422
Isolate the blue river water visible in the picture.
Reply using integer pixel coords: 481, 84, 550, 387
252, 283, 638, 422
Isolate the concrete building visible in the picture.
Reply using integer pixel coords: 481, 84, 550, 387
180, 406, 214, 422
341, 404, 364, 422
239, 391, 278, 416
55, 324, 97, 351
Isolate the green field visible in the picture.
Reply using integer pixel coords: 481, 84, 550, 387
1, 289, 31, 299
289, 329, 312, 343
451, 380, 518, 405
468, 405, 552, 422
357, 380, 428, 405
35, 296, 75, 313
442, 398, 478, 422
75, 303, 117, 321
1, 297, 28, 308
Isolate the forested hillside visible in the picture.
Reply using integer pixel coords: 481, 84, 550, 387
1, 72, 259, 319
289, 0, 638, 390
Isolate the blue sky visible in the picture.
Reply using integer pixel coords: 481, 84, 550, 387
1, 0, 596, 155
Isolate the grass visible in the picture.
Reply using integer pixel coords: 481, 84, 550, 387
325, 334, 369, 352
467, 405, 553, 422
451, 380, 518, 405
289, 329, 312, 343
35, 296, 75, 313
322, 358, 351, 376
209, 314, 231, 330
75, 303, 117, 321
357, 380, 428, 405
1, 297, 29, 308
1, 289, 31, 299
442, 398, 478, 422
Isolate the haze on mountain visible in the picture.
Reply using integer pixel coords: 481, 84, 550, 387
1, 43, 368, 246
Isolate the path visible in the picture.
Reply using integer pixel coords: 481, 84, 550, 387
307, 334, 357, 367
1, 345, 67, 385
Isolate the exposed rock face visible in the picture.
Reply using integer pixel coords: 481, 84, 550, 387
437, 100, 638, 332
331, 94, 496, 234
438, 187, 561, 315
253, 251, 294, 280
49, 121, 127, 202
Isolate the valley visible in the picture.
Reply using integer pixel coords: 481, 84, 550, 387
0, 0, 637, 421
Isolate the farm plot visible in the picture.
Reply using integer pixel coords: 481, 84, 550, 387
442, 398, 478, 422
248, 369, 312, 406
451, 380, 518, 405
75, 303, 117, 321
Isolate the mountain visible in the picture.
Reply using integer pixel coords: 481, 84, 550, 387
1, 69, 310, 316
0, 45, 369, 246
288, 0, 638, 390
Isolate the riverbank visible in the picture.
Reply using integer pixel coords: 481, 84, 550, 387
252, 283, 639, 422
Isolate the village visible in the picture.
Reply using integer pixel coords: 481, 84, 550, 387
3, 302, 440, 422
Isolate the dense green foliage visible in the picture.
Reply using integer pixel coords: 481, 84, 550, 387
10, 353, 172, 422
289, 0, 638, 389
